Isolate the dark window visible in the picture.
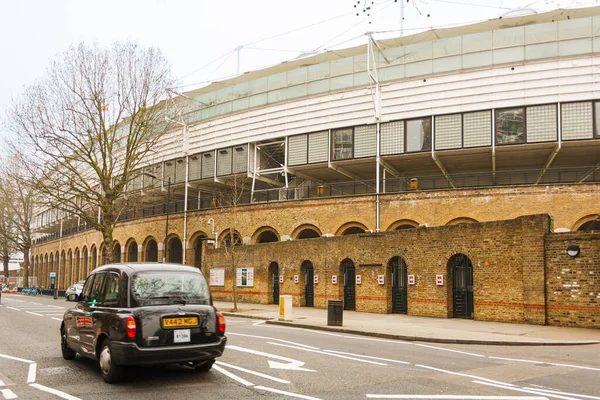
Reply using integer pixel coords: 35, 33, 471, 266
89, 272, 107, 305
496, 108, 525, 144
103, 273, 120, 306
258, 231, 278, 243
81, 275, 95, 303
342, 227, 365, 235
405, 118, 431, 152
332, 128, 353, 160
298, 229, 320, 239
131, 271, 210, 302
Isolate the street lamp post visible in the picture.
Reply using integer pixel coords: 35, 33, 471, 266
144, 173, 171, 263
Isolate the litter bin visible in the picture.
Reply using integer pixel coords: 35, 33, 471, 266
327, 300, 343, 326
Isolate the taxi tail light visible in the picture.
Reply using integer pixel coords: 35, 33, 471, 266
126, 315, 137, 339
216, 312, 226, 335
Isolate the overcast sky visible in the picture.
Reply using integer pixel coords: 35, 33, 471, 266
0, 0, 596, 145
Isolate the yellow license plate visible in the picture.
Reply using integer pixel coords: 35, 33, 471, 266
163, 317, 199, 327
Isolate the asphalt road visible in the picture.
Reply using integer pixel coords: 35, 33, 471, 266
1, 294, 599, 400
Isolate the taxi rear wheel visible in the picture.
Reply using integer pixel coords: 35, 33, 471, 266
99, 340, 123, 383
61, 325, 76, 360
193, 358, 215, 372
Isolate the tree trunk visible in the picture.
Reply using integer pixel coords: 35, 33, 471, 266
2, 252, 8, 286
231, 254, 238, 312
22, 246, 30, 287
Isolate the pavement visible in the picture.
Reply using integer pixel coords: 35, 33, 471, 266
213, 300, 600, 346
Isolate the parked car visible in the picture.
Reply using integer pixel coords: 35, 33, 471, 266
61, 263, 227, 383
65, 280, 85, 297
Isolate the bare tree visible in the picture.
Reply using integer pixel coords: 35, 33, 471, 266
214, 175, 250, 311
5, 42, 175, 264
0, 193, 17, 286
0, 153, 36, 287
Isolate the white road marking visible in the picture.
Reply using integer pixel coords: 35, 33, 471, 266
253, 320, 265, 326
524, 387, 600, 399
0, 354, 34, 364
472, 381, 577, 400
302, 329, 343, 337
6, 307, 19, 311
228, 345, 315, 372
227, 332, 275, 340
323, 350, 410, 364
488, 357, 600, 372
212, 364, 254, 386
0, 379, 4, 386
276, 340, 320, 350
29, 383, 81, 400
416, 344, 485, 358
0, 389, 18, 399
268, 342, 387, 366
343, 336, 411, 345
216, 361, 290, 384
366, 396, 548, 399
51, 318, 63, 322
25, 312, 43, 317
255, 385, 324, 400
415, 365, 515, 387
27, 363, 36, 383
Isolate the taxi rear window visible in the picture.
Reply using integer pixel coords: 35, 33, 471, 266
131, 271, 210, 302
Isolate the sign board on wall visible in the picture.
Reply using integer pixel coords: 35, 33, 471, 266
279, 275, 284, 284
436, 274, 444, 286
314, 275, 319, 284
236, 268, 254, 287
331, 275, 337, 284
408, 275, 415, 285
356, 275, 362, 285
294, 275, 299, 284
210, 269, 225, 286
377, 275, 385, 285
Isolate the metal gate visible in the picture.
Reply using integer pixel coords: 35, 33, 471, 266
305, 262, 314, 307
270, 262, 279, 305
391, 257, 407, 314
343, 259, 356, 311
451, 254, 473, 319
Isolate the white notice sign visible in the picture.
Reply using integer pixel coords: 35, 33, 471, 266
210, 269, 225, 286
236, 268, 254, 287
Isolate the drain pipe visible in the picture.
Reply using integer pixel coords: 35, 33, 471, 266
375, 122, 381, 232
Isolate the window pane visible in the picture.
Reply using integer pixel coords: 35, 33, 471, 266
132, 271, 210, 301
332, 128, 353, 160
496, 108, 525, 144
406, 118, 431, 152
89, 273, 106, 305
104, 273, 120, 305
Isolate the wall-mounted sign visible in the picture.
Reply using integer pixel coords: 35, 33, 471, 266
50, 272, 56, 278
279, 275, 284, 284
236, 268, 254, 287
332, 275, 338, 284
294, 275, 299, 284
377, 275, 385, 285
314, 275, 319, 284
408, 274, 415, 285
436, 274, 444, 286
210, 269, 225, 286
356, 275, 362, 285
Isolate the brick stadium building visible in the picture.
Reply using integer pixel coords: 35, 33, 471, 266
30, 8, 600, 327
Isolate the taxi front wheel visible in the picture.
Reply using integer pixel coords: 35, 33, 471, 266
99, 340, 124, 383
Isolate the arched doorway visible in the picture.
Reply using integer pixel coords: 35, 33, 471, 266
389, 256, 407, 314
146, 240, 158, 262
113, 243, 121, 263
341, 258, 356, 310
91, 247, 97, 269
268, 262, 279, 305
301, 260, 314, 307
168, 237, 183, 264
449, 254, 474, 319
128, 241, 138, 262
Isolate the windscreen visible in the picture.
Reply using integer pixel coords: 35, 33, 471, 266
131, 271, 210, 303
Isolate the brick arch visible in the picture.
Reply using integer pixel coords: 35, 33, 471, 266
188, 231, 209, 269
124, 238, 139, 262
571, 213, 600, 231
291, 224, 322, 240
445, 217, 479, 226
335, 221, 370, 236
141, 236, 159, 262
386, 219, 420, 231
189, 230, 209, 246
251, 226, 280, 244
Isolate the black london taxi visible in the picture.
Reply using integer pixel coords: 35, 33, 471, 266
60, 263, 227, 383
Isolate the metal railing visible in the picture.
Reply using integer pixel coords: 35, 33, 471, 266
34, 166, 599, 243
